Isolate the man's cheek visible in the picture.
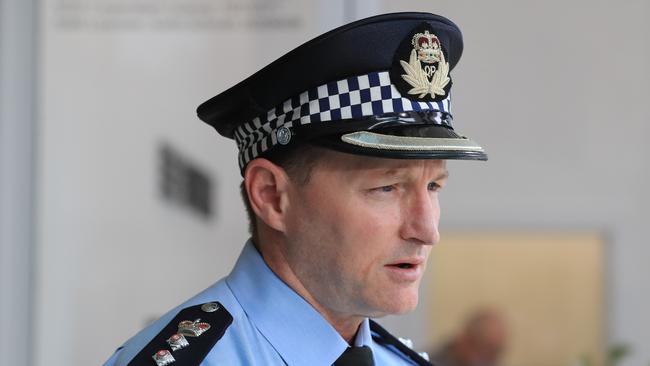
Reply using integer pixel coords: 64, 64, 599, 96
362, 209, 400, 233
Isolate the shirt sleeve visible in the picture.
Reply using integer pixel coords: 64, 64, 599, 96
102, 347, 123, 366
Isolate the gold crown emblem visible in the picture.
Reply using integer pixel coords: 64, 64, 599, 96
411, 30, 442, 64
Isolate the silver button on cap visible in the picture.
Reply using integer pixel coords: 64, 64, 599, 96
276, 126, 292, 145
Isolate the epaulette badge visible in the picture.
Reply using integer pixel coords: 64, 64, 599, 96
128, 302, 232, 366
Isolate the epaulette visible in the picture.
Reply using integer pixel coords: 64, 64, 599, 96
369, 320, 434, 366
128, 302, 233, 366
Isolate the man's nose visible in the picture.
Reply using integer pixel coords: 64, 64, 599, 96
399, 189, 440, 245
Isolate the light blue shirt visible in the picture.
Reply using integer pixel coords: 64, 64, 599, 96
104, 241, 419, 365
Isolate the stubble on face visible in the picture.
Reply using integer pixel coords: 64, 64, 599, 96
278, 152, 446, 323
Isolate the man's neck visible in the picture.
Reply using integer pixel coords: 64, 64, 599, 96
256, 239, 363, 344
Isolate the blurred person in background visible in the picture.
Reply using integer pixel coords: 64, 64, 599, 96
432, 309, 509, 366
104, 11, 487, 366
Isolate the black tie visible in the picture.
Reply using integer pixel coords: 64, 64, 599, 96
333, 346, 375, 366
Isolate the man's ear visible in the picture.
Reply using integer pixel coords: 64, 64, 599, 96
243, 158, 291, 233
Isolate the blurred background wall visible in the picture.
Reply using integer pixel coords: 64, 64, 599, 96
0, 0, 649, 365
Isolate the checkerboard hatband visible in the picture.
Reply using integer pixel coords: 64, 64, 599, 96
234, 71, 452, 170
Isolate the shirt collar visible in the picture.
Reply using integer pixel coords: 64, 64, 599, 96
354, 318, 373, 348
226, 240, 366, 366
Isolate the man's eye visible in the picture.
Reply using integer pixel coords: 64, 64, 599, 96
378, 185, 394, 192
370, 184, 396, 193
428, 182, 441, 191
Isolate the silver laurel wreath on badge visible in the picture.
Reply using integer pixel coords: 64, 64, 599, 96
400, 30, 450, 99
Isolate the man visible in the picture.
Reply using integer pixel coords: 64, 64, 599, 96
104, 12, 486, 366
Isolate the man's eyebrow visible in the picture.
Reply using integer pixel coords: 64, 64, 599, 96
379, 168, 449, 180
435, 170, 450, 181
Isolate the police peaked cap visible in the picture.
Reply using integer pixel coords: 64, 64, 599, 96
197, 12, 487, 173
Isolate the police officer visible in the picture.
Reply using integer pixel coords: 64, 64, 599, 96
103, 12, 486, 366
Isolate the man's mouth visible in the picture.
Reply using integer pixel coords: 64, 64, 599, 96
384, 259, 424, 282
386, 257, 424, 270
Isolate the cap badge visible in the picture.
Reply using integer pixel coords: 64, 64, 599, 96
178, 319, 211, 337
400, 30, 450, 99
391, 24, 451, 102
